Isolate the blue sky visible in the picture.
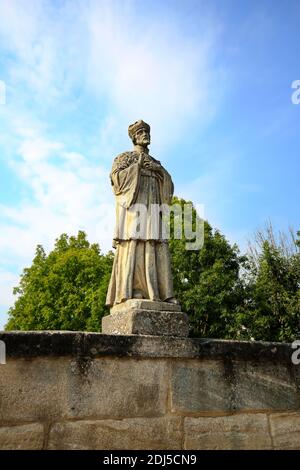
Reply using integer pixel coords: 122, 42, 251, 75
0, 0, 299, 328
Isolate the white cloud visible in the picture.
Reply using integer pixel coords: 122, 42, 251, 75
0, 0, 221, 148
1, 128, 115, 258
0, 270, 19, 305
84, 1, 220, 150
19, 139, 63, 163
0, 270, 20, 329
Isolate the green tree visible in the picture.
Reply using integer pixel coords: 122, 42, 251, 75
6, 231, 113, 331
233, 224, 300, 342
169, 197, 248, 338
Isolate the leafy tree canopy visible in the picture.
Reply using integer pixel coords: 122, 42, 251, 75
169, 197, 248, 338
233, 224, 300, 342
6, 231, 113, 331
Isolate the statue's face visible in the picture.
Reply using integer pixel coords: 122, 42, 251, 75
134, 128, 150, 146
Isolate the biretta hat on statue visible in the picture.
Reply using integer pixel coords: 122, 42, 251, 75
128, 120, 150, 140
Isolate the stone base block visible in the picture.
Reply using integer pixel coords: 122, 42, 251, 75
102, 301, 189, 337
110, 299, 182, 314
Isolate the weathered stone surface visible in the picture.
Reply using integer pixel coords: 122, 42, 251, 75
170, 359, 300, 414
170, 360, 232, 413
65, 357, 168, 419
102, 310, 189, 337
0, 331, 299, 450
232, 361, 300, 411
84, 333, 201, 358
0, 331, 295, 362
0, 423, 44, 450
0, 357, 70, 423
269, 412, 300, 449
111, 299, 181, 313
48, 417, 182, 450
0, 357, 168, 423
184, 414, 272, 450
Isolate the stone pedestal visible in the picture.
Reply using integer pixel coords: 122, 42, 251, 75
102, 299, 189, 337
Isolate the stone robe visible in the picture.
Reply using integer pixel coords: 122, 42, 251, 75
106, 151, 175, 306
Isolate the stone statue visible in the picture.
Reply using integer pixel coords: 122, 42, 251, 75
103, 120, 188, 337
106, 120, 178, 306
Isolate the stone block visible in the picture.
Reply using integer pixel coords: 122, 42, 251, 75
170, 359, 300, 414
0, 423, 44, 450
184, 414, 272, 450
232, 361, 300, 411
0, 357, 168, 423
48, 417, 182, 450
65, 357, 168, 419
269, 412, 300, 449
102, 309, 189, 337
0, 358, 70, 423
170, 360, 232, 413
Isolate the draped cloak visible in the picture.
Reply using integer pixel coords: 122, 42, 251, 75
105, 151, 175, 306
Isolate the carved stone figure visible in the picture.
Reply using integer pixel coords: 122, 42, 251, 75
106, 120, 178, 307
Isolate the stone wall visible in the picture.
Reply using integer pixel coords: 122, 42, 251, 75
0, 331, 299, 450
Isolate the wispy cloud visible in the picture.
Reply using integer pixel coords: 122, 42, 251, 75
1, 127, 114, 257
0, 0, 221, 146
84, 0, 219, 148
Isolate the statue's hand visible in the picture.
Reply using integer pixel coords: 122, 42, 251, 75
144, 161, 163, 174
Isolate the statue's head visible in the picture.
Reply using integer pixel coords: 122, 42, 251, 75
128, 120, 151, 147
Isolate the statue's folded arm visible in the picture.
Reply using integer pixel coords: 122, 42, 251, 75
111, 155, 141, 209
